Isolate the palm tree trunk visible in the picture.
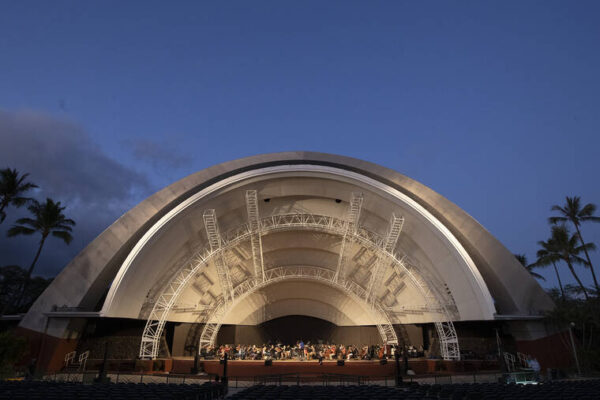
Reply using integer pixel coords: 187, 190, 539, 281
552, 261, 566, 300
566, 259, 590, 300
574, 224, 600, 293
16, 235, 47, 309
0, 200, 7, 223
27, 235, 47, 278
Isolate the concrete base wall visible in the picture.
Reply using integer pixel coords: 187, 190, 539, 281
516, 330, 574, 372
16, 326, 79, 374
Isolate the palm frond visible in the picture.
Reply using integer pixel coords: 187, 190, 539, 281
10, 196, 33, 207
51, 230, 73, 244
17, 182, 38, 191
526, 267, 546, 281
581, 216, 600, 223
548, 216, 567, 225
514, 254, 528, 267
0, 169, 37, 213
580, 203, 597, 217
581, 242, 596, 252
53, 224, 74, 232
7, 225, 36, 236
58, 218, 76, 227
14, 217, 38, 227
571, 255, 589, 267
26, 200, 41, 214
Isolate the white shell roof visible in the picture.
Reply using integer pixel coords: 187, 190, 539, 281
20, 152, 553, 338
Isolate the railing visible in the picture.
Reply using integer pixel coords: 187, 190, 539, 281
40, 369, 515, 388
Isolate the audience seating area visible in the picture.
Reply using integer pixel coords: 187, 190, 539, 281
228, 380, 600, 400
1, 379, 599, 399
0, 381, 225, 400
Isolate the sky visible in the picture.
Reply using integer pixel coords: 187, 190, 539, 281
0, 1, 599, 292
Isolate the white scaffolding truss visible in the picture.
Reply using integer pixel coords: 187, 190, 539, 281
365, 214, 404, 304
197, 266, 398, 348
139, 252, 212, 359
393, 256, 460, 360
202, 210, 234, 304
139, 211, 461, 360
245, 190, 265, 282
334, 193, 363, 283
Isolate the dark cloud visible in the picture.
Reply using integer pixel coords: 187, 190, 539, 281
0, 109, 153, 277
0, 110, 150, 204
128, 138, 193, 169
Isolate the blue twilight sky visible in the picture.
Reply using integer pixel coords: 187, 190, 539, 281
0, 1, 599, 292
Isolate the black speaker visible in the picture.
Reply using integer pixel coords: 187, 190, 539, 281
265, 359, 272, 366
191, 354, 200, 374
337, 360, 344, 366
380, 359, 387, 365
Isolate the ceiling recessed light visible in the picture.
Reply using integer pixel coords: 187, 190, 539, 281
335, 199, 342, 203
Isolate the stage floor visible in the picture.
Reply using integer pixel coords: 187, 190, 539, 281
182, 359, 406, 377
169, 358, 499, 377
208, 360, 396, 377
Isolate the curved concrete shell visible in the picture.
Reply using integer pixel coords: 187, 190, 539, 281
20, 152, 553, 344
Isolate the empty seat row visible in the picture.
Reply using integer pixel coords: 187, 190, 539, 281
0, 381, 225, 400
228, 381, 600, 400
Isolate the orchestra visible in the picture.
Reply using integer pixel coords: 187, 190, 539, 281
199, 341, 425, 361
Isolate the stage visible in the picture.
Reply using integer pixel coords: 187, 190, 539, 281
168, 358, 500, 377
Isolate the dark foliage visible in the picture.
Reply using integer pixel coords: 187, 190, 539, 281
0, 265, 52, 314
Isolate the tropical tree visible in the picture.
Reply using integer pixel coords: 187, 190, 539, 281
0, 265, 52, 314
514, 254, 546, 281
545, 292, 600, 372
0, 265, 26, 313
0, 168, 38, 223
544, 225, 595, 300
534, 237, 566, 300
0, 331, 28, 378
550, 196, 600, 293
7, 198, 75, 306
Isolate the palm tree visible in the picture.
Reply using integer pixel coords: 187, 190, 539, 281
0, 168, 38, 223
534, 237, 566, 300
550, 196, 600, 293
7, 198, 75, 306
514, 254, 546, 281
545, 225, 595, 300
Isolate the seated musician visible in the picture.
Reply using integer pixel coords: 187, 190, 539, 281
329, 344, 337, 360
378, 344, 384, 359
339, 344, 346, 360
359, 345, 367, 360
346, 345, 354, 360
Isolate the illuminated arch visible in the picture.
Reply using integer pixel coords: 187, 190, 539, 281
20, 153, 553, 366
